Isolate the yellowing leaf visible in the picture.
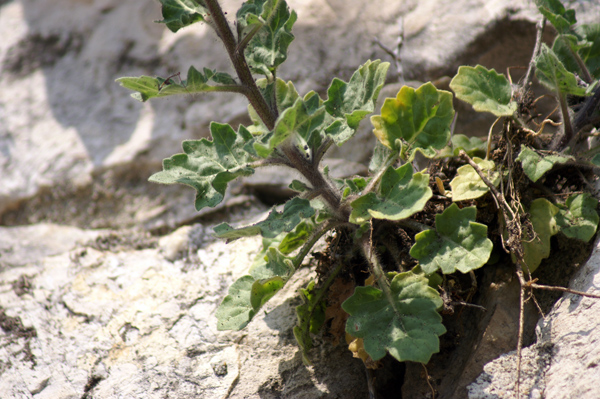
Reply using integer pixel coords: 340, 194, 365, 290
342, 270, 445, 364
450, 157, 499, 201
371, 83, 454, 155
450, 65, 517, 117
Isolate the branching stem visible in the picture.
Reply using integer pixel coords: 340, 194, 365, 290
205, 0, 277, 129
292, 220, 343, 270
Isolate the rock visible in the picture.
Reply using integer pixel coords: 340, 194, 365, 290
0, 222, 367, 398
468, 238, 600, 399
0, 224, 104, 267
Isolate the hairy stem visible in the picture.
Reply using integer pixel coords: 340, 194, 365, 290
205, 0, 277, 129
292, 220, 342, 269
281, 143, 347, 220
359, 233, 400, 316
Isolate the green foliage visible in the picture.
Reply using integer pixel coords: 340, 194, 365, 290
535, 44, 590, 96
437, 134, 487, 158
342, 270, 445, 363
149, 122, 255, 211
450, 157, 499, 201
535, 0, 576, 34
410, 205, 493, 274
324, 60, 390, 145
214, 197, 315, 240
349, 163, 432, 224
236, 0, 297, 77
449, 65, 517, 117
119, 0, 600, 369
253, 92, 325, 157
294, 280, 327, 364
516, 145, 572, 183
555, 193, 599, 242
521, 199, 560, 274
116, 66, 237, 102
371, 82, 455, 157
157, 0, 209, 32
216, 274, 286, 330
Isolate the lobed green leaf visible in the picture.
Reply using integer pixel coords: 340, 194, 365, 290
450, 157, 500, 201
216, 275, 286, 330
449, 65, 517, 117
371, 82, 455, 157
249, 247, 295, 280
516, 145, 572, 183
535, 0, 576, 34
157, 0, 209, 32
254, 92, 326, 157
521, 198, 560, 274
236, 0, 297, 77
342, 270, 445, 364
410, 204, 493, 274
149, 123, 255, 211
577, 24, 600, 79
116, 66, 237, 102
214, 197, 315, 240
555, 193, 599, 242
323, 60, 390, 145
349, 163, 432, 224
535, 44, 590, 96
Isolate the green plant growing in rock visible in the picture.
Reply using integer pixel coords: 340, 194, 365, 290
117, 0, 600, 394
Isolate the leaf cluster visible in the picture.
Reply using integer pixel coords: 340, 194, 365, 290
117, 0, 600, 369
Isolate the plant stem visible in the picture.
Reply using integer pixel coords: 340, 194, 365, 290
359, 233, 400, 316
561, 35, 593, 84
204, 0, 277, 129
522, 17, 546, 89
551, 92, 574, 151
281, 143, 346, 219
292, 220, 341, 270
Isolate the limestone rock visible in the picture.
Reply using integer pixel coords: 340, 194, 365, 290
0, 223, 367, 398
468, 239, 600, 399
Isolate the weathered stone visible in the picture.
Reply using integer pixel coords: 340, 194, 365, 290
468, 239, 600, 399
0, 223, 367, 398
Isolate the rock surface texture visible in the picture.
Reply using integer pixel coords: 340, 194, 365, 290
468, 239, 600, 399
1, 0, 599, 398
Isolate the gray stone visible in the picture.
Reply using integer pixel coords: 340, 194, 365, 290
468, 239, 600, 399
0, 223, 366, 398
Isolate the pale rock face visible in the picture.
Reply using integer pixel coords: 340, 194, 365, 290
1, 0, 600, 398
468, 239, 600, 399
